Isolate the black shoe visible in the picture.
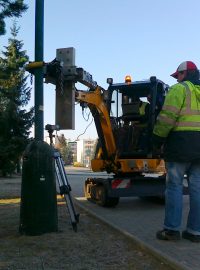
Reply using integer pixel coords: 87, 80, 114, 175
182, 230, 200, 243
156, 229, 181, 241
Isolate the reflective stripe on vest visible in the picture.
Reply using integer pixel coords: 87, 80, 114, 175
157, 114, 176, 126
174, 82, 200, 130
162, 104, 180, 114
179, 82, 200, 115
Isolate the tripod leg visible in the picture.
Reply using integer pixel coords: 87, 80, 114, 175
55, 153, 79, 231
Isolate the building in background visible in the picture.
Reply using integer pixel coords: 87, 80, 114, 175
45, 135, 97, 167
68, 141, 77, 164
76, 139, 97, 167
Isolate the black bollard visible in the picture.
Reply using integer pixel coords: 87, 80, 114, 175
19, 140, 58, 235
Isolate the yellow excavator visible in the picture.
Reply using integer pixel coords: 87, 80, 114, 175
75, 75, 168, 206
28, 47, 170, 207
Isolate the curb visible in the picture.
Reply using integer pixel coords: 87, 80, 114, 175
74, 199, 190, 270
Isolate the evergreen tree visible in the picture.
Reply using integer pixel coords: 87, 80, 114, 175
55, 134, 68, 164
0, 22, 34, 176
0, 0, 27, 35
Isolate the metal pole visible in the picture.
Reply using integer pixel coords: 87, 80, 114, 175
34, 0, 44, 140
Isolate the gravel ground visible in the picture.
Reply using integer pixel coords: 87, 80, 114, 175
0, 175, 174, 270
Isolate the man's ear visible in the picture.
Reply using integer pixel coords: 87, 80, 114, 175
183, 70, 187, 77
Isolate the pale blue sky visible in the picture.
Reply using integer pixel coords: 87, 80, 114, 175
1, 0, 200, 140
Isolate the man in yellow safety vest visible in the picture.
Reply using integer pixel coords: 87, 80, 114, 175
153, 61, 200, 242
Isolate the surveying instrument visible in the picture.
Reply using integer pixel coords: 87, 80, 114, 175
45, 124, 79, 232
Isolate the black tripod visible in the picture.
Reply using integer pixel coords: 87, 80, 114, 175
45, 124, 79, 232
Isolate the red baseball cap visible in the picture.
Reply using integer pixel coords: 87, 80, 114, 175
171, 61, 198, 78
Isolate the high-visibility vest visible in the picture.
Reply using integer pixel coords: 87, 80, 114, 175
153, 81, 200, 138
139, 102, 148, 116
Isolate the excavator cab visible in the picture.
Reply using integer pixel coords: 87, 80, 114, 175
105, 76, 168, 158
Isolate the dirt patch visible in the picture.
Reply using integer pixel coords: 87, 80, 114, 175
0, 176, 174, 270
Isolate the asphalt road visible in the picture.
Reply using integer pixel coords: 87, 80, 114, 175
65, 167, 200, 270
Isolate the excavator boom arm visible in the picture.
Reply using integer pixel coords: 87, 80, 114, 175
75, 87, 117, 159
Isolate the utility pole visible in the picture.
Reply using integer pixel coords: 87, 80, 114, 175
34, 0, 44, 140
19, 0, 58, 236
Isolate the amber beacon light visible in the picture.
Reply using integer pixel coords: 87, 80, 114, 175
125, 75, 132, 83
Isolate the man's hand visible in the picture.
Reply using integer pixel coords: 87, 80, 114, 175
152, 145, 163, 157
152, 134, 165, 157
